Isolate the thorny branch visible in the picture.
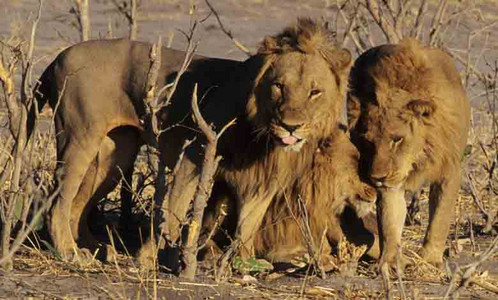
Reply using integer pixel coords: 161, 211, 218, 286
71, 0, 90, 41
111, 0, 138, 40
180, 83, 234, 279
0, 0, 47, 270
443, 236, 498, 299
283, 194, 327, 279
204, 0, 252, 56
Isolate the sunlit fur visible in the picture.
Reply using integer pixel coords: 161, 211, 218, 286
209, 18, 354, 258
253, 130, 379, 262
244, 18, 352, 152
347, 39, 470, 266
348, 39, 470, 191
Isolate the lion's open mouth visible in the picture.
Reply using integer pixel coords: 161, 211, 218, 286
281, 135, 300, 145
273, 134, 306, 151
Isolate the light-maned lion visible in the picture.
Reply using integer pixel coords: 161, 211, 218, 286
347, 39, 470, 269
253, 129, 380, 263
32, 39, 242, 259
150, 18, 353, 265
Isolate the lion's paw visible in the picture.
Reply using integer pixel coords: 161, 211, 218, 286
63, 248, 101, 267
136, 242, 157, 270
419, 247, 444, 269
377, 252, 412, 276
359, 183, 377, 202
350, 183, 377, 218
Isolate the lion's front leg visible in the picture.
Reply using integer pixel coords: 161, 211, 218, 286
237, 193, 276, 260
420, 170, 460, 267
137, 157, 200, 269
377, 188, 407, 271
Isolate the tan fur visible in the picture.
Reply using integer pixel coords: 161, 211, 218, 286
253, 130, 379, 262
347, 39, 470, 268
32, 39, 242, 259
33, 19, 361, 265
159, 18, 354, 263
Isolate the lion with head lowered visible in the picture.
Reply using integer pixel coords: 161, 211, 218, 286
347, 39, 470, 270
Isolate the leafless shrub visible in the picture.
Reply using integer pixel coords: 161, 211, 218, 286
180, 84, 234, 279
443, 236, 498, 298
283, 194, 327, 279
70, 0, 90, 41
112, 0, 139, 40
0, 0, 60, 270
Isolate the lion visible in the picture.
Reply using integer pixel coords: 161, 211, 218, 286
31, 39, 243, 259
253, 129, 380, 264
32, 18, 356, 265
347, 39, 470, 269
141, 18, 354, 266
199, 129, 379, 267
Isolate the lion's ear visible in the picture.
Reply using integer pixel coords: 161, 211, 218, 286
406, 99, 435, 118
347, 93, 361, 129
321, 48, 352, 72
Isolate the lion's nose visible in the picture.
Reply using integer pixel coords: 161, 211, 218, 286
280, 122, 303, 133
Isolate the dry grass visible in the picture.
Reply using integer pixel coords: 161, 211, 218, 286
1, 0, 498, 299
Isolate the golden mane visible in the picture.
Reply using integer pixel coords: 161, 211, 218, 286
258, 18, 336, 55
369, 39, 436, 96
347, 39, 470, 268
211, 19, 355, 260
253, 130, 378, 262
246, 18, 351, 129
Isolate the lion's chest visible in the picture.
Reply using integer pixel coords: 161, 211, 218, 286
220, 148, 312, 204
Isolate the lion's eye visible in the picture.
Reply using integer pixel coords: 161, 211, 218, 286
392, 136, 404, 143
309, 89, 322, 99
273, 82, 284, 90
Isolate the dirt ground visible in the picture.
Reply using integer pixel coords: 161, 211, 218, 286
1, 0, 498, 299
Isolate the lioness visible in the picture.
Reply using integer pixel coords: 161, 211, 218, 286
347, 39, 470, 269
254, 129, 380, 263
151, 18, 353, 264
32, 39, 242, 259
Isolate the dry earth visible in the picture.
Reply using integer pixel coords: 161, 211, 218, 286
1, 0, 498, 299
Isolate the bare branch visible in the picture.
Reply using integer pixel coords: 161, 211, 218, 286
204, 0, 252, 56
72, 0, 90, 41
111, 0, 138, 40
410, 0, 428, 39
443, 236, 498, 298
429, 0, 449, 46
181, 83, 227, 279
364, 0, 400, 43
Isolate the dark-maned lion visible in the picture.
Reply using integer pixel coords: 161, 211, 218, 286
347, 39, 470, 269
254, 129, 380, 263
147, 18, 353, 265
32, 39, 242, 259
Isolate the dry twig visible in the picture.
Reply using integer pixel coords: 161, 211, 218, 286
204, 0, 252, 56
443, 236, 498, 299
0, 0, 43, 270
180, 83, 234, 279
111, 0, 138, 40
71, 0, 90, 41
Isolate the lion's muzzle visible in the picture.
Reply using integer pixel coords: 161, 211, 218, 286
270, 120, 307, 151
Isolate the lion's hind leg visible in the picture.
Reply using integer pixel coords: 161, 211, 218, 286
48, 134, 104, 261
71, 126, 140, 261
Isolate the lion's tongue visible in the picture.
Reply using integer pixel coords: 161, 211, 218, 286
281, 136, 298, 145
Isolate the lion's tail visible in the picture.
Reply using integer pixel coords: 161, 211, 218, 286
27, 61, 54, 139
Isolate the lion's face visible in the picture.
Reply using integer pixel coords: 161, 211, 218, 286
350, 87, 435, 189
248, 51, 348, 152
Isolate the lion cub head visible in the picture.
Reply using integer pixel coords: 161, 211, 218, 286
246, 18, 351, 152
348, 40, 439, 189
